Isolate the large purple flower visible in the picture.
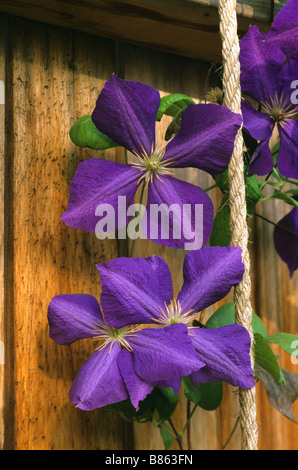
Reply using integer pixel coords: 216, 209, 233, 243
61, 74, 242, 248
48, 294, 204, 410
266, 0, 298, 59
240, 26, 298, 178
273, 204, 298, 278
97, 247, 255, 389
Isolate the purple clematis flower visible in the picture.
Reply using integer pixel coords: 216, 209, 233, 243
48, 294, 204, 410
96, 246, 255, 389
266, 0, 298, 59
240, 26, 298, 178
273, 203, 298, 278
61, 74, 242, 249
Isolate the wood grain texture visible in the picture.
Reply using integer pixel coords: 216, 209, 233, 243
0, 13, 5, 450
1, 13, 297, 450
2, 15, 130, 450
0, 1, 287, 63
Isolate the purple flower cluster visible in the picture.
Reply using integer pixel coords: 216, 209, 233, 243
48, 247, 255, 410
239, 1, 298, 277
240, 25, 298, 178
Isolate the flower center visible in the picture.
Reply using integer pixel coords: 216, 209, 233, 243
129, 143, 174, 185
153, 298, 198, 326
261, 92, 298, 125
92, 321, 140, 352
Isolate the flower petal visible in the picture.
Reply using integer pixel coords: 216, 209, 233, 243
145, 175, 214, 250
91, 74, 160, 155
189, 325, 255, 389
117, 349, 153, 410
242, 98, 273, 142
273, 205, 298, 278
247, 137, 274, 176
97, 256, 170, 327
240, 25, 286, 103
48, 294, 102, 345
129, 324, 205, 383
144, 255, 173, 304
266, 0, 298, 59
277, 120, 298, 179
177, 246, 244, 315
61, 159, 139, 232
69, 343, 129, 410
164, 103, 242, 173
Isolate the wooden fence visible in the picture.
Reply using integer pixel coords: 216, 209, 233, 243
0, 8, 297, 450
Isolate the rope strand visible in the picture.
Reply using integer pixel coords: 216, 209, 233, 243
218, 0, 258, 450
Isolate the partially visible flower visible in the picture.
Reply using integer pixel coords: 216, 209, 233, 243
61, 74, 242, 249
240, 26, 298, 178
273, 204, 298, 278
47, 294, 204, 410
266, 0, 298, 59
97, 247, 255, 389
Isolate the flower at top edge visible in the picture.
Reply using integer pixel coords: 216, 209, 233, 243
61, 74, 242, 249
239, 25, 298, 179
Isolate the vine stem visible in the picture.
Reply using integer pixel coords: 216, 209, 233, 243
253, 212, 298, 238
167, 418, 184, 450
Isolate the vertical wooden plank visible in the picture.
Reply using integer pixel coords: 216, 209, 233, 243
6, 16, 126, 450
252, 199, 298, 450
0, 13, 6, 450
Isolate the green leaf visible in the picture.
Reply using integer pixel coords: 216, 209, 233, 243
103, 386, 178, 424
69, 115, 118, 150
159, 422, 174, 450
183, 377, 223, 410
266, 332, 298, 356
210, 193, 231, 247
210, 173, 261, 247
205, 302, 268, 337
254, 333, 285, 385
156, 94, 195, 121
214, 169, 229, 192
245, 174, 262, 214
261, 191, 298, 207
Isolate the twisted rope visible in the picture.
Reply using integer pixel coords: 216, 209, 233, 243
218, 0, 258, 450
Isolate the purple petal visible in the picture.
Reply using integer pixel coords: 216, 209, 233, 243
273, 205, 298, 278
91, 74, 160, 156
247, 137, 274, 176
129, 324, 205, 383
279, 59, 298, 99
69, 343, 129, 410
48, 294, 103, 345
61, 159, 139, 232
117, 349, 153, 410
266, 0, 298, 59
145, 175, 214, 250
189, 325, 255, 389
154, 379, 181, 395
277, 120, 298, 179
177, 246, 244, 315
164, 103, 242, 173
240, 25, 286, 103
144, 255, 173, 304
97, 256, 170, 327
242, 99, 273, 142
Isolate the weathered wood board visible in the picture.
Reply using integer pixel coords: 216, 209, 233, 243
0, 1, 287, 62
